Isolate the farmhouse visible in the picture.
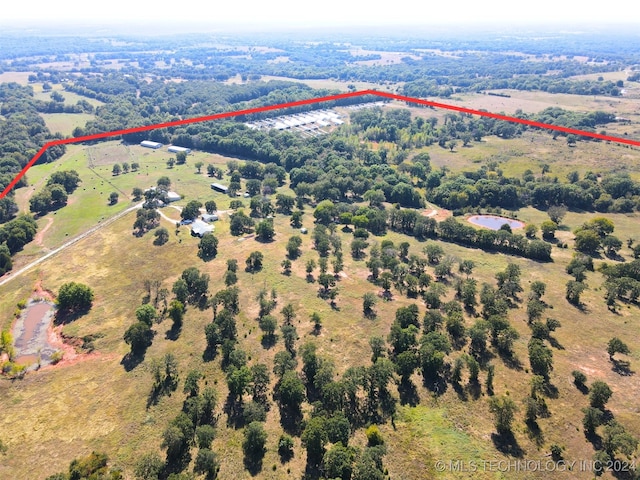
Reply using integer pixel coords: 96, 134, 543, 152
211, 183, 229, 194
168, 145, 191, 154
191, 219, 214, 237
140, 140, 163, 149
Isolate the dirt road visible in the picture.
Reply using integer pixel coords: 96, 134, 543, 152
0, 202, 143, 289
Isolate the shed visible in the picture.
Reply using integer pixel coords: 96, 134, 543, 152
168, 145, 191, 154
201, 213, 218, 222
211, 183, 229, 194
191, 219, 214, 237
140, 140, 163, 149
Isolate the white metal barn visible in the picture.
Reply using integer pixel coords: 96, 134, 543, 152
168, 145, 191, 154
140, 140, 163, 149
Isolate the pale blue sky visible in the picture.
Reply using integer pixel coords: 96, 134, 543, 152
2, 0, 638, 27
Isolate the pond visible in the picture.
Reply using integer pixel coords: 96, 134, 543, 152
467, 215, 524, 231
12, 300, 57, 368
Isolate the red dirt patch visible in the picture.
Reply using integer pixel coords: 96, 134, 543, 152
34, 217, 54, 247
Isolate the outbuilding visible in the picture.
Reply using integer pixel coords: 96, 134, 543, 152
140, 140, 163, 149
168, 145, 191, 154
211, 183, 229, 194
191, 219, 214, 237
201, 213, 218, 222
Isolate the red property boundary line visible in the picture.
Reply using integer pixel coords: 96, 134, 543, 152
2, 89, 639, 199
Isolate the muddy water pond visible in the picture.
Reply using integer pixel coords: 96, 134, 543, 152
12, 301, 57, 368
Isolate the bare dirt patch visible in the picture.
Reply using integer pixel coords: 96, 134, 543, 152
34, 217, 54, 247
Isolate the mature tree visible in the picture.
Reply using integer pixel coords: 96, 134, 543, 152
363, 292, 377, 318
281, 325, 298, 355
286, 236, 303, 259
458, 259, 475, 277
57, 282, 94, 313
528, 338, 553, 378
251, 363, 270, 405
0, 244, 13, 276
132, 187, 144, 201
566, 280, 587, 306
112, 163, 121, 176
154, 226, 169, 246
255, 220, 275, 242
547, 205, 567, 224
273, 350, 297, 378
574, 230, 601, 254
243, 421, 267, 468
124, 321, 153, 355
134, 452, 164, 480
277, 370, 305, 413
204, 200, 217, 214
175, 151, 187, 165
488, 395, 517, 434
540, 220, 558, 240
259, 315, 278, 341
602, 420, 638, 459
109, 192, 119, 205
607, 337, 630, 361
198, 233, 219, 260
351, 238, 369, 259
194, 448, 218, 478
423, 242, 444, 264
302, 416, 328, 466
181, 200, 203, 221
135, 304, 157, 326
323, 442, 356, 480
246, 251, 264, 272
589, 381, 613, 410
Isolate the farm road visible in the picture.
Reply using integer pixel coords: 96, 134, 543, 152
0, 202, 143, 288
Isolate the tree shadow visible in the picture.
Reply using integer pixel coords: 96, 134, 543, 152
260, 334, 277, 350
244, 454, 264, 477
53, 307, 91, 325
422, 375, 448, 397
279, 405, 303, 436
452, 381, 468, 401
398, 378, 420, 406
548, 335, 564, 350
120, 351, 145, 372
165, 322, 182, 341
303, 462, 322, 480
584, 430, 602, 451
574, 381, 589, 395
467, 381, 482, 400
612, 359, 634, 376
542, 382, 559, 399
224, 395, 245, 429
202, 345, 218, 363
491, 431, 524, 457
525, 420, 545, 447
497, 350, 523, 371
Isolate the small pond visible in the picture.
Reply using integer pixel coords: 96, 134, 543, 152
467, 215, 524, 231
12, 300, 57, 368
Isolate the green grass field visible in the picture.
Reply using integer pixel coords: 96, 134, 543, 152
40, 113, 96, 137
